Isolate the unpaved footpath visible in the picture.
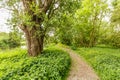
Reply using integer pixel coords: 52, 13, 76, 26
62, 48, 100, 80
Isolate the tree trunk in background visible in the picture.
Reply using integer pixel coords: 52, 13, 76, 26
89, 29, 95, 47
89, 12, 98, 47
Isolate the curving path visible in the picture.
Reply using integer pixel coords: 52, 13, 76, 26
62, 48, 100, 80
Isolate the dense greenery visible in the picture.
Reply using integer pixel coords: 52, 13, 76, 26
0, 0, 82, 56
75, 46, 120, 80
0, 32, 9, 41
49, 0, 120, 48
0, 47, 71, 80
0, 0, 120, 79
0, 32, 9, 49
0, 0, 120, 52
0, 32, 21, 49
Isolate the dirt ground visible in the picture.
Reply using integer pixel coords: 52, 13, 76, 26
63, 48, 100, 80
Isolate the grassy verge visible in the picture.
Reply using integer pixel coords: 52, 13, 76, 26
75, 47, 120, 80
0, 47, 71, 80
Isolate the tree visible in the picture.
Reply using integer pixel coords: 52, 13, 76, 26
111, 0, 120, 24
73, 0, 108, 47
109, 0, 120, 47
0, 0, 76, 56
52, 0, 81, 45
1, 0, 82, 56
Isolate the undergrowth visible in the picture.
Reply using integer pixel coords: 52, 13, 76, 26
75, 47, 120, 80
0, 47, 71, 80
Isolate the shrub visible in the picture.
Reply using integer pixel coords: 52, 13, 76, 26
0, 38, 21, 49
0, 39, 9, 49
99, 31, 120, 48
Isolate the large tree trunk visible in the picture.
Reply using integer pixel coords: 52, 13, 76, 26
19, 0, 53, 56
24, 28, 44, 56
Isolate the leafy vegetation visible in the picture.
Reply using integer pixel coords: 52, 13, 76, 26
1, 0, 120, 54
0, 47, 71, 80
0, 0, 120, 79
0, 31, 21, 49
0, 32, 9, 41
75, 46, 120, 80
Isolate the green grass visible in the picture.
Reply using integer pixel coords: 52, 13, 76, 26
75, 47, 120, 80
0, 47, 71, 80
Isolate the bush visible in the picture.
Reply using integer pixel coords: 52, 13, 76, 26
0, 39, 9, 49
0, 32, 21, 49
0, 38, 21, 49
110, 32, 120, 47
99, 31, 120, 48
0, 48, 71, 80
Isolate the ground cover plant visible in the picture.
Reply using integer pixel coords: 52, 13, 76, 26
75, 46, 120, 80
0, 47, 71, 80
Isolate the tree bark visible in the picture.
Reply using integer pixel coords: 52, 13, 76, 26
23, 27, 44, 56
